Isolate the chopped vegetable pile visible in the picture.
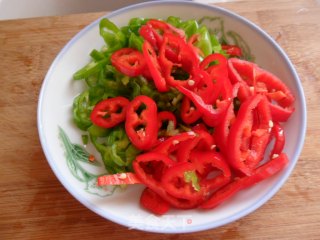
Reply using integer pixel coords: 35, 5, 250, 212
72, 16, 295, 214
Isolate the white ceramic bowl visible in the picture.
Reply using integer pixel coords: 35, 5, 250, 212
38, 1, 306, 233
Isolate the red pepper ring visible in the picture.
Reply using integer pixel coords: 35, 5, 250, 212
140, 19, 185, 51
255, 68, 295, 107
133, 152, 176, 189
111, 48, 146, 77
133, 152, 200, 209
90, 96, 130, 128
152, 132, 197, 156
228, 58, 295, 115
177, 85, 232, 127
228, 94, 272, 176
147, 19, 185, 39
190, 151, 231, 192
159, 33, 200, 89
125, 95, 158, 150
192, 69, 216, 104
201, 153, 289, 209
161, 162, 205, 201
200, 53, 228, 77
180, 96, 202, 124
157, 111, 177, 130
176, 129, 215, 163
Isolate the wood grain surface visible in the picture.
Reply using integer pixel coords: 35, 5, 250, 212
1, 0, 319, 239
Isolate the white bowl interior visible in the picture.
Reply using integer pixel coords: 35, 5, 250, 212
38, 1, 306, 233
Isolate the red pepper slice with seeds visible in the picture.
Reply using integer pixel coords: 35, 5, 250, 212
228, 58, 295, 121
133, 152, 176, 189
200, 53, 228, 78
190, 151, 231, 192
176, 129, 215, 163
111, 48, 146, 77
180, 96, 202, 124
159, 33, 200, 89
162, 162, 205, 201
228, 94, 272, 176
133, 152, 200, 209
177, 85, 232, 127
90, 96, 130, 128
125, 95, 158, 150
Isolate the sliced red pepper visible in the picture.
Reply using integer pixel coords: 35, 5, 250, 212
213, 101, 235, 155
162, 162, 205, 201
139, 24, 162, 50
256, 68, 295, 107
192, 69, 216, 104
270, 122, 285, 157
269, 103, 295, 122
200, 53, 228, 78
152, 132, 196, 156
158, 111, 177, 130
140, 19, 185, 51
147, 19, 185, 40
214, 82, 251, 155
140, 187, 170, 215
111, 48, 146, 77
200, 176, 244, 209
177, 85, 232, 127
142, 40, 168, 92
242, 153, 289, 188
228, 58, 295, 121
228, 58, 257, 85
222, 45, 242, 57
159, 33, 199, 89
228, 94, 272, 175
90, 96, 130, 128
180, 96, 202, 124
125, 95, 158, 150
133, 152, 176, 189
133, 152, 199, 209
190, 151, 231, 192
176, 129, 215, 163
97, 172, 141, 186
201, 153, 289, 209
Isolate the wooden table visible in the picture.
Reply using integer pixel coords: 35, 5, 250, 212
1, 0, 319, 239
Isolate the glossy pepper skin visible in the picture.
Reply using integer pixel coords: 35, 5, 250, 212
228, 94, 272, 176
90, 96, 130, 128
125, 95, 158, 150
228, 58, 295, 122
111, 48, 146, 77
201, 153, 289, 209
142, 40, 168, 92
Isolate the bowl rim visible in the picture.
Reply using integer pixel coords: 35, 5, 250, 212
37, 0, 307, 234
